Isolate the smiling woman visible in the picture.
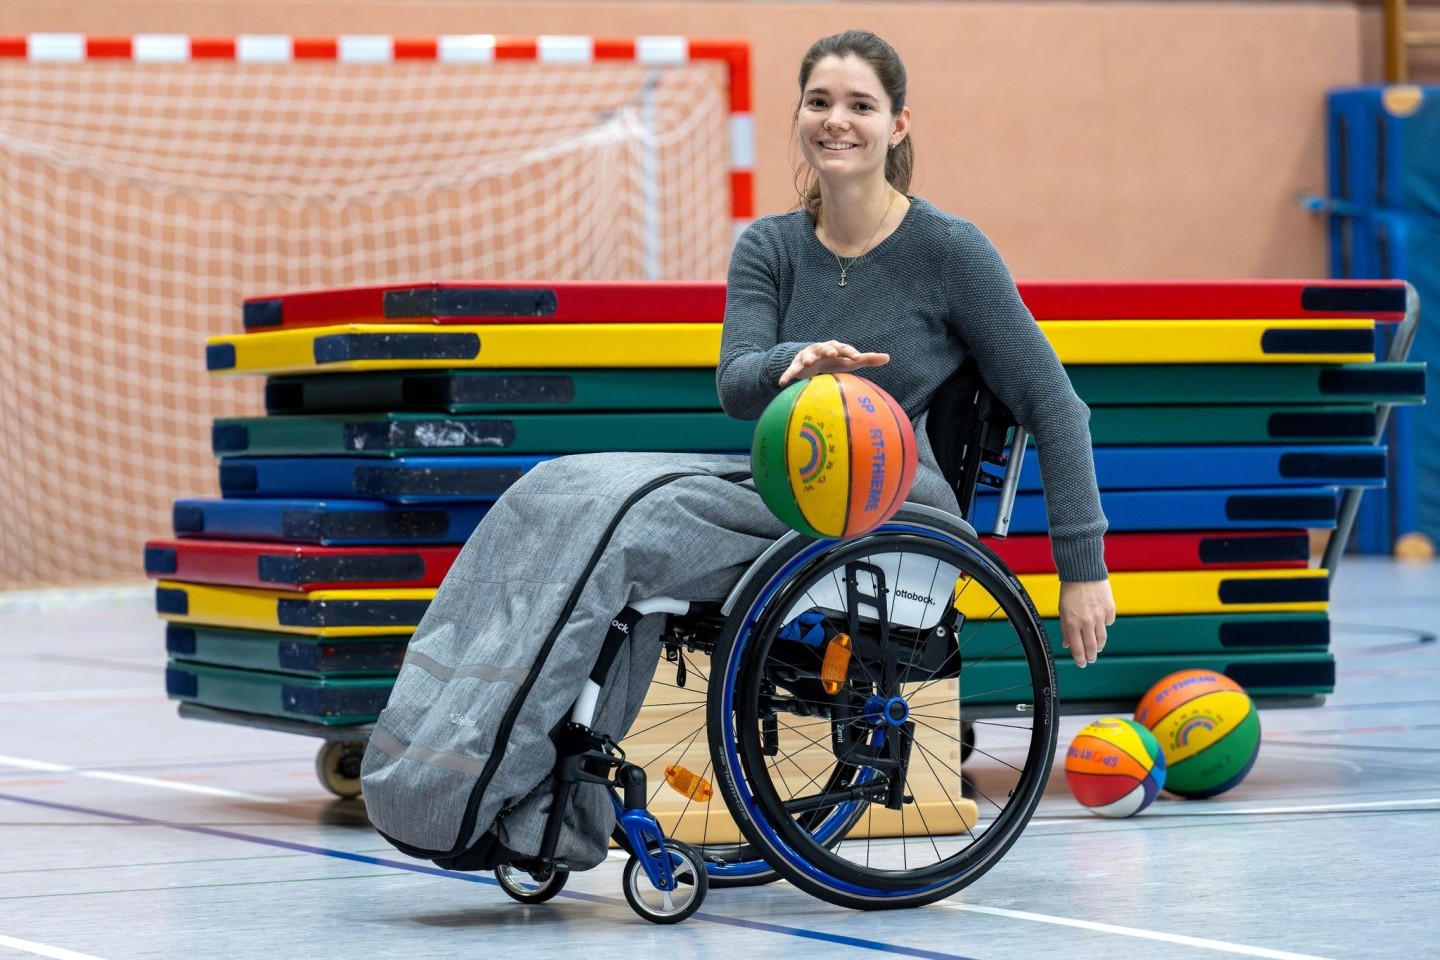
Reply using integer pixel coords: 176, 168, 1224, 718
720, 29, 1117, 667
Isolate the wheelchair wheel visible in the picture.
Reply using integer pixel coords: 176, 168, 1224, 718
622, 839, 708, 924
619, 636, 782, 888
708, 512, 1058, 910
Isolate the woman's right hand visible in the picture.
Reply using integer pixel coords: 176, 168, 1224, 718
778, 341, 890, 386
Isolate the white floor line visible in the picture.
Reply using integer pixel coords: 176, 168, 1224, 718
0, 586, 150, 614
0, 688, 162, 703
937, 903, 1336, 960
1031, 795, 1440, 827
0, 754, 286, 804
0, 934, 110, 960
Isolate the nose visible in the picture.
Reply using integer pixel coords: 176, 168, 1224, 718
823, 107, 847, 130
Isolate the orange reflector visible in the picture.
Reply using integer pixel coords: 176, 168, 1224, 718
664, 765, 713, 802
820, 632, 853, 695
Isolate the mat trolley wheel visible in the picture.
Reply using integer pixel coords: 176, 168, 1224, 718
315, 739, 365, 799
708, 510, 1059, 910
495, 863, 569, 904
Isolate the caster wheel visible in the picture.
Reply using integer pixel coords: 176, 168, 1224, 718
315, 740, 364, 799
495, 863, 569, 904
960, 720, 975, 763
623, 839, 708, 924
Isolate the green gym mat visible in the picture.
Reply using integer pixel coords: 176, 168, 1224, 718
165, 623, 406, 676
964, 650, 1334, 706
212, 411, 753, 457
958, 612, 1330, 660
165, 661, 395, 724
1068, 363, 1425, 406
1087, 404, 1377, 444
264, 369, 724, 414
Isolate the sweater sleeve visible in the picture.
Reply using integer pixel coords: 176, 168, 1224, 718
717, 221, 813, 420
942, 221, 1109, 582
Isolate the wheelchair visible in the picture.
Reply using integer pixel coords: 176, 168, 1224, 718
492, 361, 1060, 922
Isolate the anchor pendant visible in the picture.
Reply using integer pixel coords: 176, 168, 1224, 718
838, 269, 847, 287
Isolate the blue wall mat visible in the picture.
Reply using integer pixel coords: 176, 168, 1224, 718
1328, 87, 1440, 215
219, 455, 557, 502
968, 487, 1338, 534
995, 445, 1386, 493
172, 497, 490, 545
1323, 207, 1438, 550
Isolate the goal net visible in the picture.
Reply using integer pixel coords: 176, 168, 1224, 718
0, 37, 741, 588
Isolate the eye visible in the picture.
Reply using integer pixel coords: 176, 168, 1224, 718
807, 97, 828, 109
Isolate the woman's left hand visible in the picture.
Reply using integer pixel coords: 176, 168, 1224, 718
1057, 579, 1116, 669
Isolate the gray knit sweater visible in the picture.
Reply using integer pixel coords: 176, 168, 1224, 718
718, 197, 1108, 582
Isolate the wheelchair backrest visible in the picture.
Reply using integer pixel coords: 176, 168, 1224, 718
924, 355, 1020, 520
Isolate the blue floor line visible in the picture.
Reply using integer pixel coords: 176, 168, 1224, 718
0, 790, 980, 960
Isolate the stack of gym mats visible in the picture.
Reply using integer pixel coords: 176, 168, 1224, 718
147, 278, 1423, 732
147, 282, 735, 727
973, 279, 1422, 702
1325, 86, 1440, 551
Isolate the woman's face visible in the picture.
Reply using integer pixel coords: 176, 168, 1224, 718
797, 54, 907, 186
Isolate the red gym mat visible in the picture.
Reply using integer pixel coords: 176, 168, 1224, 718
241, 279, 1407, 331
981, 530, 1312, 575
1014, 280, 1407, 321
243, 281, 727, 330
143, 538, 460, 590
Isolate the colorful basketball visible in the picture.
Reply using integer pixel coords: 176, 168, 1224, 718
751, 373, 918, 539
1134, 669, 1261, 799
1064, 717, 1167, 818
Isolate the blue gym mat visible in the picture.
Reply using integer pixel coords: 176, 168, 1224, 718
996, 445, 1386, 493
172, 497, 490, 545
970, 486, 1339, 533
218, 455, 558, 502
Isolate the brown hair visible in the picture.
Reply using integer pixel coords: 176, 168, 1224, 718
794, 30, 914, 219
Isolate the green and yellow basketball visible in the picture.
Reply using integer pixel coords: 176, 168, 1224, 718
1134, 669, 1261, 799
751, 373, 917, 539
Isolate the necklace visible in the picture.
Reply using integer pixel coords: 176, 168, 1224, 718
830, 189, 896, 287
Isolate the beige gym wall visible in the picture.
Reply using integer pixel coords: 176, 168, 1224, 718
0, 1, 1369, 278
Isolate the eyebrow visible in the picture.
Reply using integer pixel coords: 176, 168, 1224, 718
804, 86, 880, 102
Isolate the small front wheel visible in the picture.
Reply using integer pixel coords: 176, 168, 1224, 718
315, 740, 364, 799
622, 839, 708, 924
495, 863, 569, 904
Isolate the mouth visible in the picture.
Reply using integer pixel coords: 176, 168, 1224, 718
817, 141, 860, 151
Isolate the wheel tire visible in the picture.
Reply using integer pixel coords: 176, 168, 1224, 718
709, 513, 1058, 910
614, 637, 780, 889
622, 839, 708, 924
315, 740, 364, 799
495, 863, 569, 904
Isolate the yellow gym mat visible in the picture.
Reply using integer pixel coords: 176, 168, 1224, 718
207, 318, 1377, 377
956, 568, 1328, 619
1038, 319, 1376, 365
155, 581, 434, 636
207, 323, 724, 375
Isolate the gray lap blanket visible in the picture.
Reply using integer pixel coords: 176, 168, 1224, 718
361, 421, 957, 871
360, 452, 787, 870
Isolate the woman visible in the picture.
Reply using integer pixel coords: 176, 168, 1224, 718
721, 29, 1114, 666
363, 28, 1113, 875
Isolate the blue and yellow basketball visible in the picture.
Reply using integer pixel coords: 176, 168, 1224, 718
1134, 669, 1261, 799
1064, 717, 1167, 817
751, 373, 917, 539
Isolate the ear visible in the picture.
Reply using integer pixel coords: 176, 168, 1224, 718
890, 105, 911, 147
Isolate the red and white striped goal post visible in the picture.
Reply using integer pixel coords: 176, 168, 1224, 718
0, 33, 755, 237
